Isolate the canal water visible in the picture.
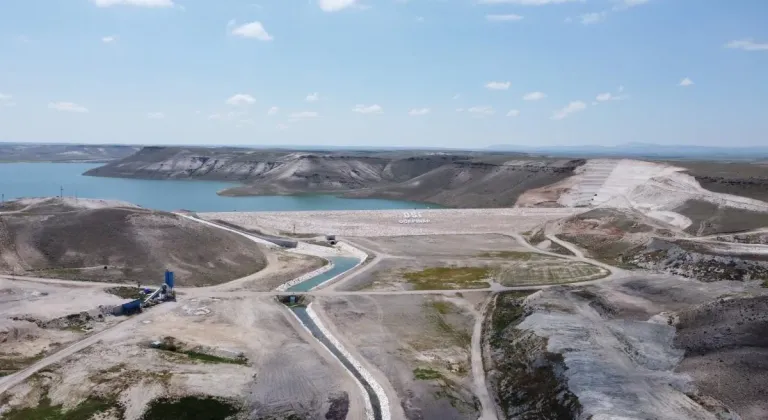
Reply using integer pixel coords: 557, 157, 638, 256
0, 163, 434, 212
287, 257, 360, 292
292, 306, 383, 420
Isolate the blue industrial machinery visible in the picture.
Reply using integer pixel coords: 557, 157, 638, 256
165, 270, 175, 289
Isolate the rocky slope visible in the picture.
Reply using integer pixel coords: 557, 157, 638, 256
556, 208, 768, 282
0, 197, 267, 286
487, 277, 757, 420
84, 147, 584, 208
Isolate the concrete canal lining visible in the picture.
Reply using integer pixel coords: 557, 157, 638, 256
292, 305, 390, 420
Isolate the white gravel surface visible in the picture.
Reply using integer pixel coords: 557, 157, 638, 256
202, 208, 582, 237
553, 159, 768, 230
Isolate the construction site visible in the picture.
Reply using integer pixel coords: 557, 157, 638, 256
1, 157, 768, 419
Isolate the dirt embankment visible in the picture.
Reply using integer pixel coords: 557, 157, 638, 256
675, 295, 768, 420
0, 198, 267, 286
675, 161, 768, 204
556, 208, 675, 267
84, 146, 585, 208
674, 199, 768, 236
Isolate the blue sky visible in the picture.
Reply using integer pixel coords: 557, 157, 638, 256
0, 0, 767, 148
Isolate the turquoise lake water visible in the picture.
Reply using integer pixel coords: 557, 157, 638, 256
0, 163, 434, 212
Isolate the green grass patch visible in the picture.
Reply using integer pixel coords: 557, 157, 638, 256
431, 301, 453, 315
423, 301, 472, 349
403, 266, 491, 290
140, 396, 240, 420
151, 337, 247, 365
414, 367, 444, 381
0, 351, 46, 372
2, 394, 121, 420
183, 351, 248, 365
476, 251, 539, 260
106, 286, 146, 300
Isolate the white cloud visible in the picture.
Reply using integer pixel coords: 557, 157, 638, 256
91, 0, 174, 7
226, 94, 256, 106
452, 94, 461, 100
267, 106, 279, 116
485, 81, 511, 90
208, 111, 246, 121
147, 112, 165, 119
477, 0, 580, 5
726, 39, 768, 51
318, 0, 358, 12
612, 0, 649, 11
618, 85, 625, 93
409, 108, 430, 116
306, 92, 320, 102
579, 11, 607, 25
506, 109, 520, 117
416, 16, 425, 22
290, 111, 319, 119
486, 14, 524, 21
0, 93, 15, 107
230, 21, 273, 41
49, 102, 89, 113
468, 106, 495, 116
102, 35, 117, 43
551, 101, 586, 120
679, 77, 694, 87
595, 92, 613, 101
353, 104, 383, 114
456, 108, 464, 112
277, 123, 289, 130
523, 91, 547, 101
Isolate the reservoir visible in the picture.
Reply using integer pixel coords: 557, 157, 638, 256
0, 163, 434, 212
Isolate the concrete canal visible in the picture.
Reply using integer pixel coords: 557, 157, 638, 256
292, 306, 384, 420
287, 256, 360, 292
285, 254, 388, 420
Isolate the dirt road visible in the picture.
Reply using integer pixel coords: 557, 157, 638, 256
470, 297, 498, 420
0, 302, 178, 395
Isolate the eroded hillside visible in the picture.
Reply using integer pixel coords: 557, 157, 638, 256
84, 147, 584, 208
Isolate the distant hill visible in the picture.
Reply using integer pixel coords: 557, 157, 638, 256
85, 146, 583, 208
487, 143, 768, 160
0, 143, 140, 163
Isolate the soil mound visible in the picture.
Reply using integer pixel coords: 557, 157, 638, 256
0, 198, 266, 286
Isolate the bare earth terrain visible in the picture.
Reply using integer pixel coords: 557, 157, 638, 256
316, 294, 481, 420
3, 148, 768, 419
0, 198, 276, 287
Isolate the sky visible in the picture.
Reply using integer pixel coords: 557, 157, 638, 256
0, 0, 767, 149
